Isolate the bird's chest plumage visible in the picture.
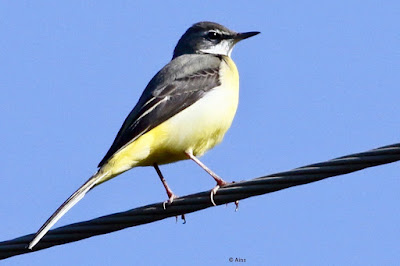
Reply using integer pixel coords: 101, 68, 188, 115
111, 56, 240, 168
151, 56, 239, 162
164, 57, 238, 155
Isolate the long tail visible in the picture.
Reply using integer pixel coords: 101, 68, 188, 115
28, 170, 109, 250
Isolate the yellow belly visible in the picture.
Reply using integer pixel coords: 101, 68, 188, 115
101, 56, 239, 179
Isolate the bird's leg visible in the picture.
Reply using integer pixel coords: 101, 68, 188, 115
154, 164, 186, 222
153, 164, 178, 210
185, 151, 228, 206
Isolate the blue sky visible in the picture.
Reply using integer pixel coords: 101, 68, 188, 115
1, 1, 399, 265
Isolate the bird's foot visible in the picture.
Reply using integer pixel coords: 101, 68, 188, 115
210, 179, 229, 206
162, 193, 179, 210
162, 195, 186, 224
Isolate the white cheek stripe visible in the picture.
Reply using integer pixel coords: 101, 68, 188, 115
199, 40, 233, 57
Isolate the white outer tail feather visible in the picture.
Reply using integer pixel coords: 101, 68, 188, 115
28, 170, 108, 249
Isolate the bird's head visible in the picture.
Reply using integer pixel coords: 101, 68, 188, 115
173, 21, 260, 59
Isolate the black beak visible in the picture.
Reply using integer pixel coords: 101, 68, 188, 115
235, 31, 260, 41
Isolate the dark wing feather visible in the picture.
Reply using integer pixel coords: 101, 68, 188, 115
98, 55, 222, 167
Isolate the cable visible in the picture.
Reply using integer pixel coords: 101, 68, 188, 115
1, 143, 399, 260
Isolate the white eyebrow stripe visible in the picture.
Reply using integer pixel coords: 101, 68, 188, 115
209, 29, 229, 35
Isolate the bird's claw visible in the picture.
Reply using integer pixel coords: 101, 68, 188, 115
210, 185, 221, 206
235, 200, 239, 211
210, 181, 239, 210
162, 194, 178, 210
176, 214, 186, 224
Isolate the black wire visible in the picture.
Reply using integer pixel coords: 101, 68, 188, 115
1, 143, 399, 260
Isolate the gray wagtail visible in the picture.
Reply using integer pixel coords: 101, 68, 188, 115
28, 21, 259, 249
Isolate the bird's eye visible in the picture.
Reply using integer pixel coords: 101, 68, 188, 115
206, 31, 222, 40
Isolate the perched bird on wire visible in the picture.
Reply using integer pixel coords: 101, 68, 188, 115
28, 21, 259, 249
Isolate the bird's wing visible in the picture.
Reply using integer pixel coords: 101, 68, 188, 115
98, 54, 222, 167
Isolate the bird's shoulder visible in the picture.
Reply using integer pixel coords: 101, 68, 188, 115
145, 54, 223, 97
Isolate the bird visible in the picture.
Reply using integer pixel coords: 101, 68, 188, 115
28, 21, 260, 249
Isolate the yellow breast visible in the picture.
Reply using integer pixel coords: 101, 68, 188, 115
104, 56, 239, 177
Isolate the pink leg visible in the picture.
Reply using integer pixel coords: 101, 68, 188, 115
185, 151, 228, 206
153, 164, 178, 210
